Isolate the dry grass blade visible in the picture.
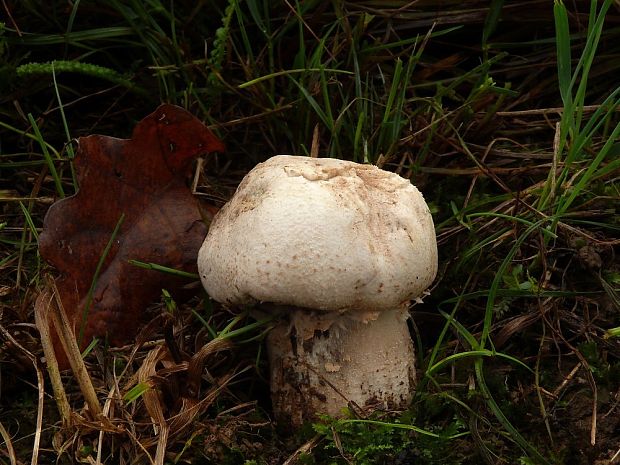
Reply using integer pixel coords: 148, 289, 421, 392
36, 281, 122, 435
167, 371, 236, 439
176, 341, 233, 428
493, 312, 540, 348
137, 345, 170, 465
46, 280, 103, 418
131, 335, 237, 463
2, 307, 47, 465
186, 337, 233, 389
0, 421, 17, 465
34, 289, 72, 427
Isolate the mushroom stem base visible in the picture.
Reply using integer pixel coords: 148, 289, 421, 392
266, 307, 416, 428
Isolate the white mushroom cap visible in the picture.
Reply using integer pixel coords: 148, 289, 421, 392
198, 155, 437, 312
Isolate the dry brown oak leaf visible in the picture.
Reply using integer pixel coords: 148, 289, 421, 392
38, 104, 224, 369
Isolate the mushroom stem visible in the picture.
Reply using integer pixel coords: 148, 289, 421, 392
266, 306, 416, 428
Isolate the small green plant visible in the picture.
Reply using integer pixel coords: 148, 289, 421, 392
311, 412, 467, 465
208, 0, 237, 83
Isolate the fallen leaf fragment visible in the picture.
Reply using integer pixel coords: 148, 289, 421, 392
37, 104, 224, 369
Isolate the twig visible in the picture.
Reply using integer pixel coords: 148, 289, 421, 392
310, 124, 320, 158
591, 388, 597, 447
552, 362, 581, 398
283, 434, 322, 465
1, 0, 21, 36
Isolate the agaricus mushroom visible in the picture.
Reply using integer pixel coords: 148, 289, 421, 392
198, 155, 437, 427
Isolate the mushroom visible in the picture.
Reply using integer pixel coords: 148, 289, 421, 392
198, 155, 437, 427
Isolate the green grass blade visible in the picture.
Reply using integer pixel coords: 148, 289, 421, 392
27, 114, 65, 198
18, 202, 40, 242
128, 259, 199, 279
81, 337, 99, 359
382, 59, 403, 127
570, 0, 612, 133
553, 1, 572, 109
51, 64, 78, 191
6, 27, 135, 45
557, 119, 620, 216
79, 213, 125, 346
438, 309, 480, 351
191, 308, 218, 340
427, 349, 534, 377
334, 419, 469, 440
290, 76, 330, 129
123, 381, 152, 403
423, 270, 476, 382
66, 0, 82, 35
475, 360, 551, 464
482, 0, 504, 53
480, 220, 546, 349
217, 315, 274, 341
